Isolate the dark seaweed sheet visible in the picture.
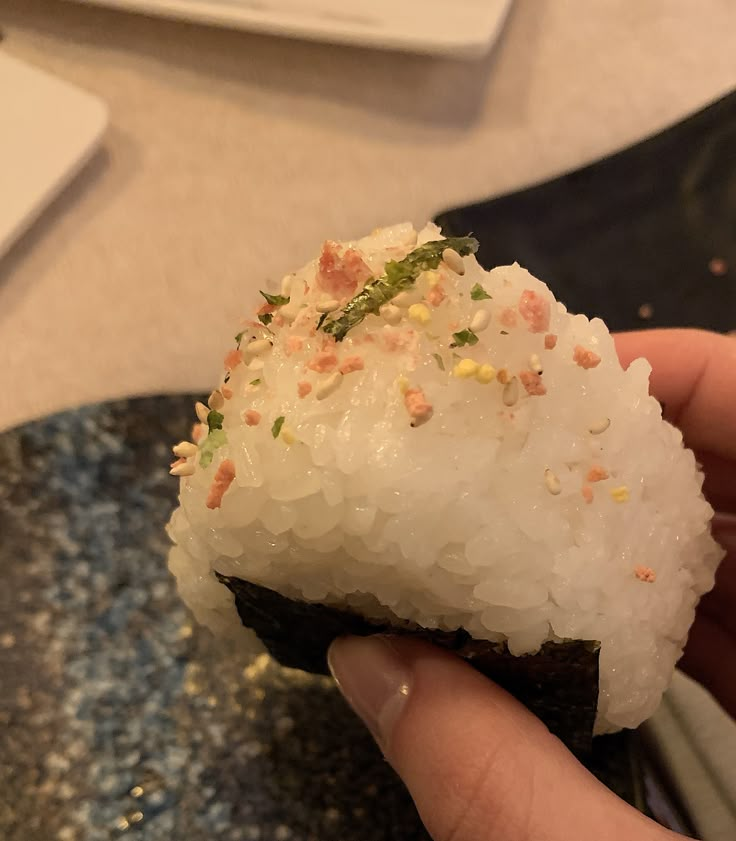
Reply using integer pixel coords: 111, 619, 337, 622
217, 574, 599, 757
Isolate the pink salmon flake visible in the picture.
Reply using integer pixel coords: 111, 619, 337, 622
307, 351, 339, 373
316, 241, 372, 297
500, 308, 518, 328
519, 370, 546, 396
339, 356, 364, 375
221, 386, 233, 400
224, 349, 244, 370
257, 302, 276, 317
586, 465, 609, 482
297, 381, 312, 398
192, 423, 207, 443
403, 387, 433, 427
581, 485, 594, 504
206, 459, 236, 510
286, 336, 304, 355
383, 331, 412, 352
573, 345, 601, 369
244, 410, 261, 426
519, 289, 551, 333
544, 333, 557, 350
634, 565, 657, 583
427, 285, 446, 307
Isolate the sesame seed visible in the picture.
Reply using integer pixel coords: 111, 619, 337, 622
544, 468, 561, 495
453, 358, 479, 379
208, 389, 225, 411
589, 418, 611, 435
497, 368, 509, 384
281, 427, 297, 445
610, 485, 630, 503
315, 372, 343, 400
529, 353, 543, 374
316, 299, 340, 313
502, 377, 519, 406
380, 304, 402, 325
469, 310, 491, 333
195, 401, 210, 423
280, 308, 297, 324
245, 338, 272, 357
442, 248, 465, 275
281, 275, 294, 296
172, 441, 198, 458
423, 270, 441, 287
396, 374, 410, 394
392, 291, 414, 308
475, 363, 496, 384
170, 462, 196, 477
408, 303, 431, 325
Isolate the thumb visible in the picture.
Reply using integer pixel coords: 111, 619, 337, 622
328, 636, 677, 841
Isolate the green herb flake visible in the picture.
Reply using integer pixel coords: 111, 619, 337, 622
199, 428, 227, 469
316, 312, 329, 331
235, 331, 245, 345
258, 313, 273, 327
320, 235, 479, 341
207, 410, 224, 431
450, 329, 479, 348
432, 353, 445, 371
470, 283, 492, 301
260, 291, 290, 307
271, 416, 285, 439
250, 378, 261, 386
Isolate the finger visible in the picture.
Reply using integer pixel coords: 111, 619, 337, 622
680, 612, 736, 719
613, 329, 736, 462
696, 451, 736, 514
691, 513, 736, 641
329, 636, 675, 841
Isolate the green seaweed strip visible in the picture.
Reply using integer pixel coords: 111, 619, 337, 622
321, 236, 479, 341
216, 574, 599, 756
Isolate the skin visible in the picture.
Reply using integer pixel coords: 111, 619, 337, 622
329, 329, 736, 841
615, 331, 736, 717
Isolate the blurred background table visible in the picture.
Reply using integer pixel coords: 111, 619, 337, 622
1, 1, 735, 838
1, 0, 735, 430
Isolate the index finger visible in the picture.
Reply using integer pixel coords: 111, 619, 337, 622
614, 329, 736, 462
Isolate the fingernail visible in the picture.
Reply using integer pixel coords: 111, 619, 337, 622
328, 636, 412, 748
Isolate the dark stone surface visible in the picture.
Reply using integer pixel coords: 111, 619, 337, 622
436, 90, 736, 335
0, 394, 640, 840
0, 396, 429, 841
218, 574, 599, 757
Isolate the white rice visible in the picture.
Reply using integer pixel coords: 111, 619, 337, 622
167, 222, 723, 734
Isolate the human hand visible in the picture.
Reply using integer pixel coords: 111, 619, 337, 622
615, 329, 736, 717
327, 329, 735, 841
